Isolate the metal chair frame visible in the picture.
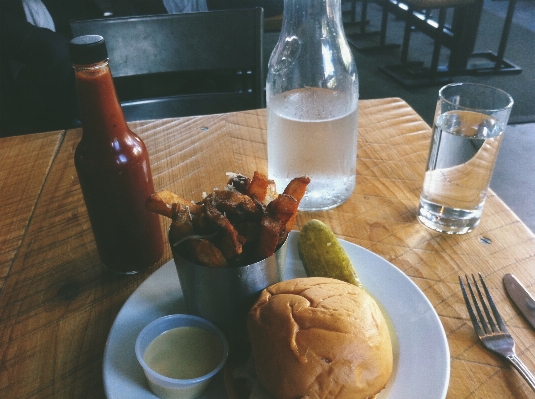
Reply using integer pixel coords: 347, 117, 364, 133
71, 8, 265, 121
378, 0, 521, 88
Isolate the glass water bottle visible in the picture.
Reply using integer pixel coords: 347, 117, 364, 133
266, 0, 359, 211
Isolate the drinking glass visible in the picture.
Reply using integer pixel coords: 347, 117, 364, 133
417, 83, 514, 234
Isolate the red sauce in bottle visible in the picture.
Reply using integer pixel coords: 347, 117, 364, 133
71, 36, 163, 273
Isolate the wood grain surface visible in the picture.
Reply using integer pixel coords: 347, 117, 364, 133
1, 98, 534, 398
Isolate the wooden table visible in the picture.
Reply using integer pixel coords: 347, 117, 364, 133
1, 98, 534, 398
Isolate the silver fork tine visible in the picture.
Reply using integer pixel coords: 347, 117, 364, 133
464, 274, 492, 335
459, 275, 485, 337
470, 274, 496, 334
477, 273, 509, 333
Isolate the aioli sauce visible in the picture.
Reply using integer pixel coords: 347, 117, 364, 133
143, 326, 224, 380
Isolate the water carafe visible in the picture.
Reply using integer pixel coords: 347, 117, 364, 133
266, 0, 359, 211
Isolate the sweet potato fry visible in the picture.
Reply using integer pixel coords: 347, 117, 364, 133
147, 172, 308, 267
264, 180, 278, 204
169, 204, 194, 243
146, 190, 202, 218
204, 200, 243, 257
282, 176, 310, 232
246, 171, 270, 202
206, 190, 260, 222
186, 238, 227, 267
266, 194, 298, 227
217, 233, 248, 260
227, 173, 250, 194
191, 210, 214, 236
234, 221, 261, 243
283, 176, 310, 202
257, 215, 283, 259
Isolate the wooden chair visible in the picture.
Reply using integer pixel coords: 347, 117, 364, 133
70, 8, 265, 121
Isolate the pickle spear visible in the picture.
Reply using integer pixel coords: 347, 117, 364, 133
298, 219, 361, 287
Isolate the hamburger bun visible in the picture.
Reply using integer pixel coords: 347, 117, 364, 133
247, 277, 393, 399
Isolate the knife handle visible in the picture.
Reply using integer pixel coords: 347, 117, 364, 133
507, 354, 535, 392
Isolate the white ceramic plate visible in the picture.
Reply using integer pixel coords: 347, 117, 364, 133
103, 231, 450, 398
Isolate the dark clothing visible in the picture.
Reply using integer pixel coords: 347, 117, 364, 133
0, 0, 102, 136
108, 0, 167, 17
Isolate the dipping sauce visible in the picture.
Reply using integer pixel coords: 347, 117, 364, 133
144, 326, 224, 380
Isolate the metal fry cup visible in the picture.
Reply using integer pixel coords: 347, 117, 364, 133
170, 232, 287, 353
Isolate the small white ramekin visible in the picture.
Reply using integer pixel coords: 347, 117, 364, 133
135, 314, 229, 399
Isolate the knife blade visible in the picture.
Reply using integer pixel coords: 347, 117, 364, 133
503, 273, 535, 330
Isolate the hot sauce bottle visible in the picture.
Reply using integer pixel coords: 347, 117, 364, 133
69, 35, 163, 274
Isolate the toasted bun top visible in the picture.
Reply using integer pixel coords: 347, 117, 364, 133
247, 277, 393, 399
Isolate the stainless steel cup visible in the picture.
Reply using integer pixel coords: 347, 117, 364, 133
170, 234, 287, 353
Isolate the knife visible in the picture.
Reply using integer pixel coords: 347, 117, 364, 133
503, 274, 535, 330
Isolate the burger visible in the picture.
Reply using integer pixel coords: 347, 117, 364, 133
247, 277, 393, 399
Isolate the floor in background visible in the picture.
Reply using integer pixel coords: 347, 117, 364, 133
484, 0, 535, 31
491, 123, 535, 233
483, 0, 535, 233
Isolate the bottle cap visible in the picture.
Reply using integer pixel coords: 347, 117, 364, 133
69, 35, 108, 65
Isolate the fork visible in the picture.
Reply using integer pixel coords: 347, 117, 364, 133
459, 273, 535, 391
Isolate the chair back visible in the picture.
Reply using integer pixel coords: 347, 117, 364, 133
71, 8, 264, 121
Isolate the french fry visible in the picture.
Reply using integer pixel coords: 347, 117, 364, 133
266, 194, 298, 227
227, 173, 250, 194
146, 190, 202, 218
206, 190, 260, 222
227, 172, 278, 205
204, 200, 243, 257
146, 172, 310, 267
283, 176, 310, 202
186, 238, 227, 267
264, 180, 278, 204
282, 176, 310, 232
234, 221, 261, 243
191, 210, 214, 236
246, 171, 270, 202
169, 204, 194, 243
257, 215, 283, 259
217, 233, 247, 260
